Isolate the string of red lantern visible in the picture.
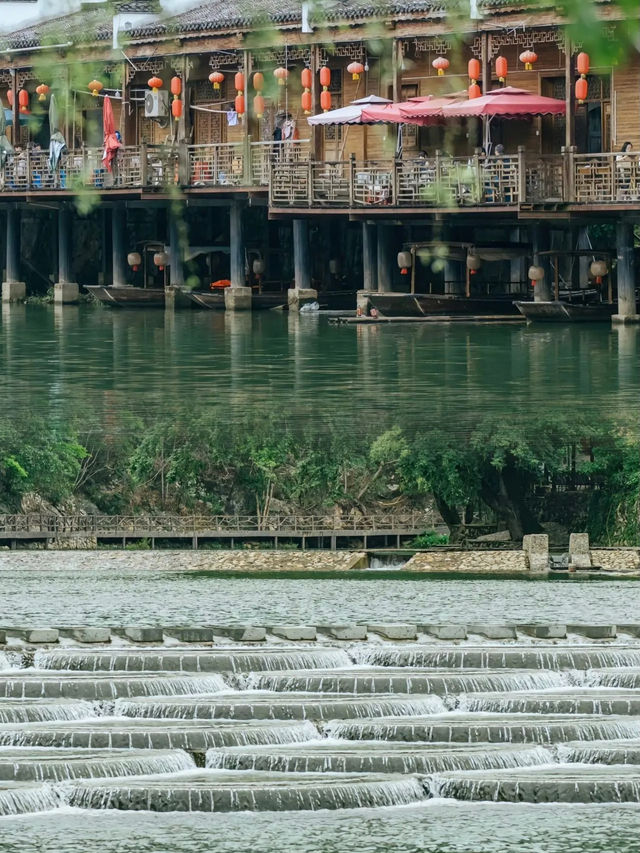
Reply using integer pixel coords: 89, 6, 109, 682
234, 71, 245, 115
252, 71, 264, 119
319, 66, 331, 112
495, 56, 508, 83
301, 67, 312, 115
18, 89, 29, 113
575, 52, 590, 105
468, 58, 481, 99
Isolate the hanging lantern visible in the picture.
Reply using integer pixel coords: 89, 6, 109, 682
234, 71, 245, 94
301, 67, 312, 91
528, 264, 545, 288
590, 259, 608, 284
301, 90, 312, 115
252, 258, 265, 278
127, 252, 142, 272
577, 52, 590, 78
319, 66, 331, 90
253, 93, 265, 119
432, 57, 450, 76
153, 251, 169, 271
397, 251, 412, 275
35, 83, 49, 102
6, 90, 13, 106
519, 50, 538, 71
329, 258, 340, 276
171, 99, 183, 121
347, 61, 364, 80
320, 89, 332, 112
148, 76, 163, 93
253, 72, 264, 91
235, 93, 245, 115
466, 254, 482, 274
18, 89, 29, 113
468, 83, 481, 100
273, 67, 290, 86
88, 80, 103, 97
468, 58, 481, 84
170, 76, 182, 98
575, 77, 588, 104
495, 56, 508, 83
209, 71, 224, 90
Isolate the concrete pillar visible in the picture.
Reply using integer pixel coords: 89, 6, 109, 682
376, 224, 394, 292
168, 207, 185, 290
531, 222, 552, 302
510, 228, 527, 294
54, 205, 79, 304
288, 218, 317, 310
613, 221, 640, 323
2, 207, 25, 302
357, 221, 377, 313
225, 200, 251, 311
111, 204, 128, 288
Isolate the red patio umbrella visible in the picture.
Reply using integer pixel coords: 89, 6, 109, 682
102, 95, 121, 173
361, 93, 466, 125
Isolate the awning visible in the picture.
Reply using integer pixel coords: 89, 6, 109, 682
307, 94, 392, 126
441, 86, 566, 118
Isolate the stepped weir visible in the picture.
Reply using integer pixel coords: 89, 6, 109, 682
2, 627, 640, 816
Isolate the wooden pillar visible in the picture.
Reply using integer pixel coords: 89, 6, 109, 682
5, 206, 20, 282
293, 219, 311, 290
613, 221, 639, 321
564, 34, 575, 149
311, 45, 321, 161
376, 224, 394, 292
10, 69, 18, 147
111, 203, 128, 288
225, 200, 251, 309
362, 221, 377, 290
531, 221, 553, 302
168, 206, 185, 289
58, 205, 72, 283
392, 39, 402, 103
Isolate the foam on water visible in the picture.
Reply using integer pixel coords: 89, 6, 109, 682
0, 653, 15, 672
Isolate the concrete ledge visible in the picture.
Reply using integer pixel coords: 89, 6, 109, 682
287, 287, 317, 311
569, 625, 617, 639
523, 534, 549, 573
0, 630, 6, 644
404, 551, 528, 574
224, 286, 252, 311
164, 628, 216, 643
53, 282, 79, 304
1, 281, 26, 303
63, 628, 111, 643
368, 624, 417, 640
569, 533, 592, 570
212, 627, 267, 643
612, 314, 640, 324
618, 625, 640, 637
271, 626, 317, 641
519, 624, 567, 639
16, 629, 59, 644
421, 625, 467, 640
322, 625, 368, 641
117, 628, 164, 644
468, 625, 517, 640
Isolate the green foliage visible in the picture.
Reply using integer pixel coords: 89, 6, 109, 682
410, 530, 449, 548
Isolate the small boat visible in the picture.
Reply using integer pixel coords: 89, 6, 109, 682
367, 292, 527, 317
187, 291, 288, 310
86, 286, 166, 308
515, 300, 616, 323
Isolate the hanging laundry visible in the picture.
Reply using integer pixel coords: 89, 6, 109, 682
227, 110, 238, 126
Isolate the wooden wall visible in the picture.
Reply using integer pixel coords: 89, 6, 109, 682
612, 55, 640, 149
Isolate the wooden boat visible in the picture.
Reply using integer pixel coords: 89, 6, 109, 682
86, 286, 166, 308
514, 300, 616, 323
367, 292, 527, 317
188, 289, 357, 311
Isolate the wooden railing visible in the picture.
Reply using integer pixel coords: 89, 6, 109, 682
0, 512, 434, 535
573, 152, 640, 203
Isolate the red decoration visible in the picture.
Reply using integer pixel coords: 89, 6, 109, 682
577, 52, 590, 77
18, 89, 29, 112
170, 76, 182, 97
209, 71, 224, 90
253, 72, 264, 91
495, 56, 508, 83
347, 62, 364, 80
253, 93, 265, 119
320, 89, 332, 112
6, 90, 13, 106
468, 58, 481, 84
301, 68, 312, 90
36, 83, 49, 102
235, 93, 245, 115
171, 98, 182, 120
519, 50, 538, 71
319, 66, 331, 89
301, 90, 312, 114
575, 77, 588, 104
148, 76, 163, 92
432, 57, 450, 76
234, 72, 245, 94
468, 83, 481, 100
273, 67, 289, 86
88, 80, 103, 97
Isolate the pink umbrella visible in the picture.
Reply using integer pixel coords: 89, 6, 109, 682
307, 95, 391, 126
440, 86, 566, 118
396, 93, 468, 123
102, 95, 121, 173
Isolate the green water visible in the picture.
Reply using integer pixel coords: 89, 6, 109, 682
0, 305, 637, 434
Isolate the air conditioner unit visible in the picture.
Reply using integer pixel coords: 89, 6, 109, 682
145, 91, 168, 118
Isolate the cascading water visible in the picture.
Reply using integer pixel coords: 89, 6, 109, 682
0, 783, 65, 816
0, 699, 99, 723
0, 671, 228, 700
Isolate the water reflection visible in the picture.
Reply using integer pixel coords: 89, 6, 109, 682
0, 305, 637, 434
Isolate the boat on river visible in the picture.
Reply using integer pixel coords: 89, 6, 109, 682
86, 285, 166, 308
187, 289, 357, 311
367, 292, 526, 317
515, 299, 617, 323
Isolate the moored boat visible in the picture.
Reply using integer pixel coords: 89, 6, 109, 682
515, 300, 617, 323
367, 292, 526, 317
86, 286, 166, 308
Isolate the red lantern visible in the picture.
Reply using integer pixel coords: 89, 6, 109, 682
468, 58, 481, 84
235, 93, 245, 115
495, 56, 508, 83
209, 71, 224, 90
319, 66, 331, 89
171, 98, 182, 120
18, 89, 29, 113
148, 76, 163, 92
575, 77, 588, 104
468, 83, 481, 100
301, 68, 312, 90
6, 90, 13, 106
36, 83, 49, 102
170, 76, 182, 98
234, 72, 245, 94
347, 62, 364, 80
273, 67, 289, 86
519, 50, 537, 71
432, 57, 450, 76
253, 72, 264, 91
577, 52, 590, 78
88, 80, 103, 97
301, 90, 312, 114
253, 93, 265, 119
320, 89, 332, 112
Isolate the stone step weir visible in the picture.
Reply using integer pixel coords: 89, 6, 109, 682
0, 672, 228, 700
0, 699, 99, 724
458, 689, 640, 715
